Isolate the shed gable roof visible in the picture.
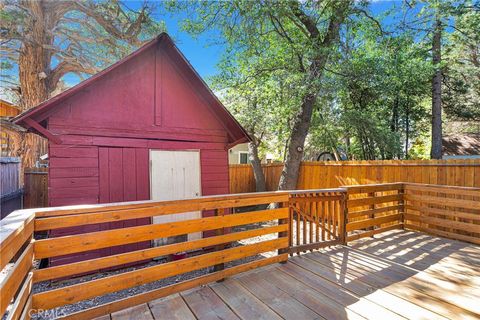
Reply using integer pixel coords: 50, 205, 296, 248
13, 33, 250, 145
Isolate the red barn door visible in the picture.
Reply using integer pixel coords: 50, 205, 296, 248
99, 147, 151, 255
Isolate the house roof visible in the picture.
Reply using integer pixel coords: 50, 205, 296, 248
13, 33, 250, 145
0, 99, 21, 117
442, 133, 480, 156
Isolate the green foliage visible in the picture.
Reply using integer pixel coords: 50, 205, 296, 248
443, 5, 480, 121
168, 0, 353, 161
168, 0, 478, 161
306, 15, 432, 160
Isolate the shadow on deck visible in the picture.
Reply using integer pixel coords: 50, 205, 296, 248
105, 229, 480, 320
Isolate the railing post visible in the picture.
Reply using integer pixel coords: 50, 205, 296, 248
278, 200, 289, 263
368, 191, 376, 237
399, 183, 405, 229
339, 190, 348, 245
213, 208, 225, 281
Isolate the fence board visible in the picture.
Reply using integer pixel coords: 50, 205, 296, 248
230, 159, 480, 193
1, 158, 22, 219
23, 168, 48, 209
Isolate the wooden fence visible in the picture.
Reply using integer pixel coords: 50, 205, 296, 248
229, 159, 480, 193
23, 168, 48, 209
0, 157, 22, 219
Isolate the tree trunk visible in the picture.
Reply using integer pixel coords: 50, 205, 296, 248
248, 142, 266, 192
17, 0, 53, 168
431, 15, 443, 159
405, 103, 410, 159
278, 94, 316, 190
19, 0, 53, 109
345, 135, 350, 160
278, 2, 350, 190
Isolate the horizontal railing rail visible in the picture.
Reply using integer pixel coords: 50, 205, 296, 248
1, 183, 479, 319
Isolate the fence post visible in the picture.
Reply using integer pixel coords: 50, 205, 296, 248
339, 190, 348, 245
278, 200, 290, 263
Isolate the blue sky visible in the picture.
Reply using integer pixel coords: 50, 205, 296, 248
63, 2, 226, 86
155, 0, 401, 79
62, 0, 402, 86
2, 0, 404, 99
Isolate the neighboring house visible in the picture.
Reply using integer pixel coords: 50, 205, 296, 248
0, 99, 24, 157
14, 33, 250, 265
442, 134, 480, 159
229, 143, 250, 164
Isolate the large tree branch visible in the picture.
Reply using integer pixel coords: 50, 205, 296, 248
267, 12, 306, 72
68, 1, 148, 46
354, 8, 387, 35
288, 1, 320, 39
48, 59, 98, 91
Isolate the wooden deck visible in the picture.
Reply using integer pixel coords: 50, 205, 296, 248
102, 230, 480, 320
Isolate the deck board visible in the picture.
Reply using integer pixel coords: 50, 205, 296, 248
107, 230, 479, 320
210, 279, 283, 320
111, 303, 153, 320
308, 248, 479, 317
181, 286, 240, 320
237, 270, 322, 319
148, 294, 195, 320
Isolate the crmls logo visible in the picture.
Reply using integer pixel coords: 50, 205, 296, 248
29, 309, 66, 319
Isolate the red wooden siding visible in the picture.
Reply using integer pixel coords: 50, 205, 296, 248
48, 145, 100, 206
17, 34, 247, 266
99, 147, 150, 257
46, 41, 228, 144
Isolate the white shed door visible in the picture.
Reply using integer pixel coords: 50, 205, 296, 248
150, 150, 202, 246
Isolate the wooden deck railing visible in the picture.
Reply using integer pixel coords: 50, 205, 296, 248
344, 183, 405, 242
0, 209, 34, 320
1, 182, 479, 319
404, 183, 480, 245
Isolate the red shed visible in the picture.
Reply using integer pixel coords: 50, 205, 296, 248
14, 33, 250, 265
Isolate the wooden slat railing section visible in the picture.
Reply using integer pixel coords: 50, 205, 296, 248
288, 189, 346, 254
1, 183, 480, 319
0, 209, 35, 320
32, 192, 290, 319
404, 183, 480, 245
344, 183, 405, 242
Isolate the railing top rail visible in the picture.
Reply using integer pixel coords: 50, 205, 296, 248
34, 188, 351, 218
289, 188, 347, 195
341, 182, 404, 194
0, 208, 35, 244
404, 182, 480, 192
34, 191, 291, 218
